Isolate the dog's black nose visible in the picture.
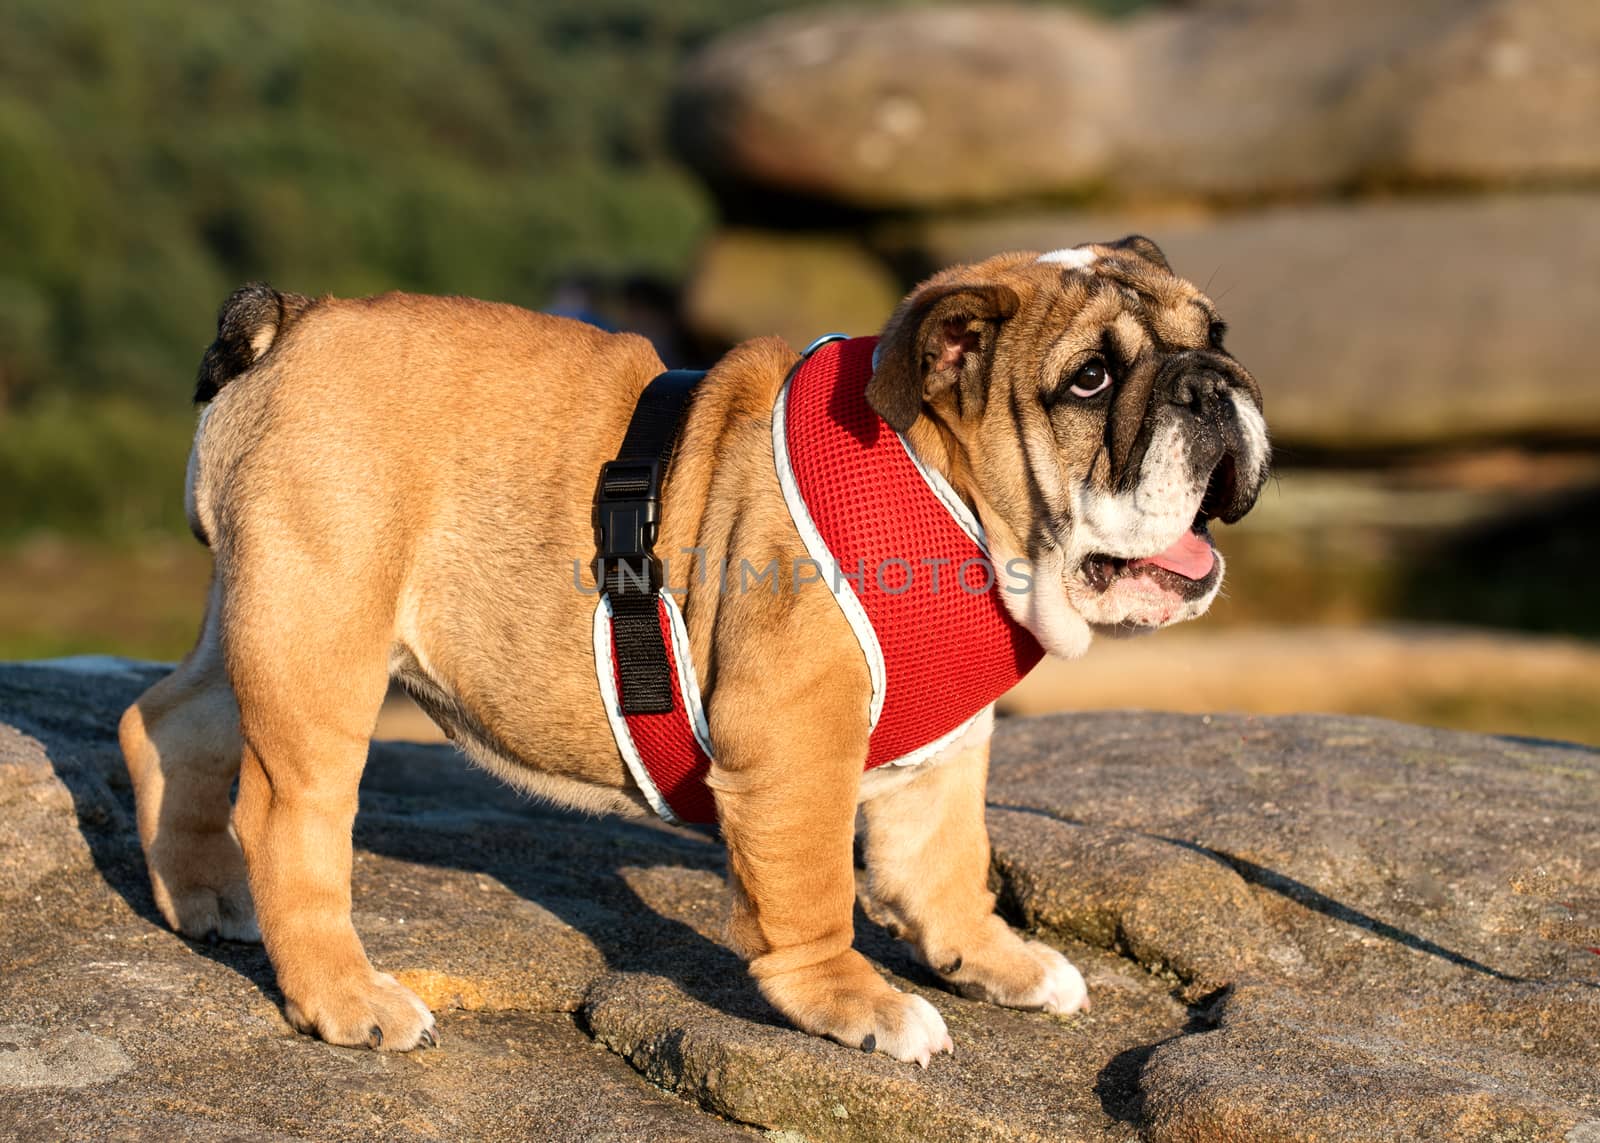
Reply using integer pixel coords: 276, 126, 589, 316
1165, 361, 1231, 415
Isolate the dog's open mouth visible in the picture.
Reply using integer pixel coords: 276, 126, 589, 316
1081, 455, 1238, 595
1080, 519, 1216, 593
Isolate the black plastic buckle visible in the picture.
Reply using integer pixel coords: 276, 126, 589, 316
596, 458, 662, 574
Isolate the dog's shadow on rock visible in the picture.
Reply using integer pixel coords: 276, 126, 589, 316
4, 663, 283, 999
355, 738, 785, 1024
10, 662, 781, 1030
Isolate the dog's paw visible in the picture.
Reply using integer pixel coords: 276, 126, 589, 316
147, 831, 261, 944
166, 883, 261, 944
854, 988, 952, 1067
1013, 942, 1089, 1016
759, 950, 954, 1067
284, 971, 438, 1051
938, 925, 1089, 1016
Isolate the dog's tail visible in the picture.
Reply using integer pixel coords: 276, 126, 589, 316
193, 283, 313, 403
186, 283, 313, 545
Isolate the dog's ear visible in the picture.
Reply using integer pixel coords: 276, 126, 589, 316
1106, 234, 1172, 274
867, 282, 1020, 433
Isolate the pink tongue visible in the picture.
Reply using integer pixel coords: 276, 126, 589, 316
1130, 531, 1216, 581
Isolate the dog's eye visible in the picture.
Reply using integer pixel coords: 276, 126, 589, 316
1066, 359, 1111, 399
1208, 320, 1228, 350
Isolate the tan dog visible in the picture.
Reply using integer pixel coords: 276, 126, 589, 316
120, 238, 1268, 1064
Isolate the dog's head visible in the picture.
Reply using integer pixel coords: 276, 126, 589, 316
868, 238, 1269, 658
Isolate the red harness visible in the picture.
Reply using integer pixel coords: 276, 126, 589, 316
593, 336, 1044, 824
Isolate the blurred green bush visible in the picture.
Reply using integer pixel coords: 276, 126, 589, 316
0, 0, 787, 539
0, 0, 1145, 542
0, 399, 193, 539
0, 0, 760, 414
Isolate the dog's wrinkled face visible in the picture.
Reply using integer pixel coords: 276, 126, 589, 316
868, 237, 1270, 658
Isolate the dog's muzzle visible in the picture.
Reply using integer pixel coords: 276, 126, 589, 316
1158, 351, 1267, 525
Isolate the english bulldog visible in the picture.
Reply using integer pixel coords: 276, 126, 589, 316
120, 236, 1268, 1064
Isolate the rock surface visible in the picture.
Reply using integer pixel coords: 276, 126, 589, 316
673, 6, 1119, 210
911, 193, 1600, 448
1, 658, 1597, 1140
672, 0, 1600, 209
678, 194, 1600, 448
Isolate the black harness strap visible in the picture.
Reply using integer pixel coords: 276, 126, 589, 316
595, 369, 704, 715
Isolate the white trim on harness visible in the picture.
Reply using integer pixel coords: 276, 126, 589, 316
593, 592, 715, 827
593, 595, 679, 824
770, 359, 888, 733
883, 706, 988, 769
894, 431, 988, 553
662, 592, 715, 757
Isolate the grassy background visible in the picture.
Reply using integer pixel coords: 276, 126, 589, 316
0, 0, 1149, 545
2, 0, 747, 542
2, 0, 726, 408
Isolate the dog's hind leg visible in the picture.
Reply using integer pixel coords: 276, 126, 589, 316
223, 552, 436, 1051
120, 578, 258, 942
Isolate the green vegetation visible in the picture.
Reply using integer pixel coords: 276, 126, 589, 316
0, 0, 781, 408
0, 0, 788, 538
0, 0, 1147, 540
0, 399, 193, 540
3, 0, 745, 388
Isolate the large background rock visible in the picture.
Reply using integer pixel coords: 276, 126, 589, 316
680, 193, 1600, 449
1116, 0, 1600, 199
2, 659, 1596, 1140
910, 193, 1600, 449
672, 6, 1122, 211
673, 0, 1600, 210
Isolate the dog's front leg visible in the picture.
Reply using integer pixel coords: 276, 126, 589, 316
709, 693, 952, 1066
860, 729, 1088, 1017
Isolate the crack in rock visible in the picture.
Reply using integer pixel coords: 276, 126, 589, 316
987, 806, 1299, 992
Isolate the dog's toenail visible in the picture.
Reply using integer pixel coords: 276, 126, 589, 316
368, 1025, 383, 1048
938, 956, 962, 975
419, 1027, 437, 1048
860, 1034, 877, 1053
